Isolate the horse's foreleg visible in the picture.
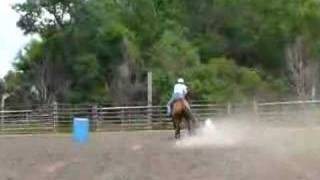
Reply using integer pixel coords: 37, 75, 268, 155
175, 126, 180, 139
172, 116, 179, 139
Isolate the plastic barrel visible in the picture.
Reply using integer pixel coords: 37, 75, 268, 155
73, 117, 89, 143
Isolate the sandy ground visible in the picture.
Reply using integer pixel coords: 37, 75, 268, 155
1, 120, 320, 180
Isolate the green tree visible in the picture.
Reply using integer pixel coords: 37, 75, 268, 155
9, 0, 320, 105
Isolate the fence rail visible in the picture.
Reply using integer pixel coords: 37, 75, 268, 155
1, 100, 320, 134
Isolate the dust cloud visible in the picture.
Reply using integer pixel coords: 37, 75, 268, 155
174, 113, 320, 166
175, 118, 251, 148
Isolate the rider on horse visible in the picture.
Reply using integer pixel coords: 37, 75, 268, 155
167, 78, 190, 117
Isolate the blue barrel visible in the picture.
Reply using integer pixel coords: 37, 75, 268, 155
73, 117, 89, 144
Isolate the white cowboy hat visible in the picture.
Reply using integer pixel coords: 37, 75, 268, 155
177, 78, 184, 83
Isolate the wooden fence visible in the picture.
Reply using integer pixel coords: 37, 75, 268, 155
1, 100, 320, 134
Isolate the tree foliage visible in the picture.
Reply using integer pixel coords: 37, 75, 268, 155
5, 0, 320, 105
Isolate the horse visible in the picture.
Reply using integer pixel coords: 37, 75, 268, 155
171, 93, 198, 139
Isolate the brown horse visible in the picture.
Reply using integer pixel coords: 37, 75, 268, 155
171, 96, 198, 139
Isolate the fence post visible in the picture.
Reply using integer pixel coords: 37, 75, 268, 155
253, 99, 259, 121
53, 101, 58, 132
227, 102, 232, 115
26, 111, 30, 127
147, 106, 152, 129
1, 94, 10, 134
0, 103, 3, 134
120, 108, 124, 131
91, 105, 98, 131
147, 71, 153, 129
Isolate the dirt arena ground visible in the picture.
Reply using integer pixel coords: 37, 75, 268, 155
1, 119, 320, 180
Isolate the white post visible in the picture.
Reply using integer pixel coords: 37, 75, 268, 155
311, 85, 316, 100
92, 105, 98, 131
53, 101, 58, 132
147, 72, 152, 128
120, 108, 125, 131
227, 102, 232, 115
1, 96, 4, 133
253, 99, 259, 121
1, 93, 10, 133
148, 72, 152, 106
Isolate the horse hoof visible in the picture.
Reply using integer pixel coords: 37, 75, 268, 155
175, 134, 180, 139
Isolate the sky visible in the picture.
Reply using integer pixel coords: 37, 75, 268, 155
0, 0, 31, 78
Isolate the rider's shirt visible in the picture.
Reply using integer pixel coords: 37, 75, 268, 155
173, 83, 187, 96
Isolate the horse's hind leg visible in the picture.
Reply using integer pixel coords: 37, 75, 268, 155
185, 110, 195, 136
186, 117, 192, 136
174, 119, 181, 139
175, 126, 180, 139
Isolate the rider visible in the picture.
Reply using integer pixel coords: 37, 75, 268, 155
167, 78, 189, 116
